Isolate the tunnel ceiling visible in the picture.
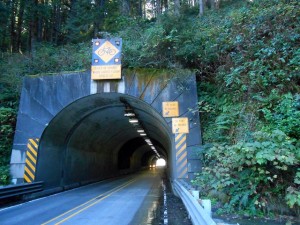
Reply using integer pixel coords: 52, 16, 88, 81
61, 93, 171, 155
36, 93, 172, 187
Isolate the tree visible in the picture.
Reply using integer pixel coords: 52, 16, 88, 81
199, 0, 204, 16
0, 1, 10, 51
174, 0, 180, 16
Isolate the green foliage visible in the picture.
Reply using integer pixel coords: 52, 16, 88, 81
119, 2, 300, 217
119, 15, 181, 68
27, 43, 91, 74
65, 0, 95, 43
285, 169, 300, 209
0, 166, 10, 185
0, 107, 16, 185
261, 93, 300, 139
193, 130, 300, 216
1, 43, 91, 76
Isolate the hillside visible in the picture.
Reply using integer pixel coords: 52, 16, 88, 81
0, 0, 299, 219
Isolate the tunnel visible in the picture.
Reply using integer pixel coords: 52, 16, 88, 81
35, 93, 173, 189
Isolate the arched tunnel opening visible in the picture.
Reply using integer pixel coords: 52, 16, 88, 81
35, 93, 173, 189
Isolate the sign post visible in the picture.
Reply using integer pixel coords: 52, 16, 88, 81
172, 117, 189, 178
162, 101, 189, 179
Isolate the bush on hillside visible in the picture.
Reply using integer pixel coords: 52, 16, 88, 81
193, 130, 300, 216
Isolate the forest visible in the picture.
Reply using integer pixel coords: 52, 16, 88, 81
0, 0, 299, 220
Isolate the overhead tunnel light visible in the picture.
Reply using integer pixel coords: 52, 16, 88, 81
124, 112, 135, 117
129, 118, 139, 123
121, 99, 160, 158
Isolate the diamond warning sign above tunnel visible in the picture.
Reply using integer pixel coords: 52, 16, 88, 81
91, 38, 122, 80
95, 41, 120, 63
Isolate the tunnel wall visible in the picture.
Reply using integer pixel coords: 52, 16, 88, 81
11, 72, 91, 184
11, 69, 202, 185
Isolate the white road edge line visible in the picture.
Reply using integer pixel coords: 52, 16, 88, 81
0, 176, 130, 213
162, 180, 168, 225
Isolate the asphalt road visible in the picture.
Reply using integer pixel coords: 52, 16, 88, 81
0, 168, 163, 225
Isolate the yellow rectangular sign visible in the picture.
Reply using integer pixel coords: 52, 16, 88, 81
91, 65, 121, 80
172, 117, 189, 134
162, 101, 179, 117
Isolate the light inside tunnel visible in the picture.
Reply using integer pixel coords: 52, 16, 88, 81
129, 118, 139, 123
156, 158, 166, 167
123, 99, 160, 158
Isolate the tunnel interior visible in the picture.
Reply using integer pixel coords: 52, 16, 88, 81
35, 93, 172, 189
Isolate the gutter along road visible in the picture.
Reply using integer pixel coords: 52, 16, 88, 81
0, 169, 163, 225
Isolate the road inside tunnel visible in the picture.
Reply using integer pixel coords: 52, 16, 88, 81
0, 169, 166, 225
35, 93, 173, 190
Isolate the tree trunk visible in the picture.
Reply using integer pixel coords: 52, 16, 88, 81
199, 0, 204, 16
121, 0, 130, 16
1, 0, 11, 51
163, 0, 168, 11
94, 0, 105, 37
10, 0, 17, 52
174, 0, 180, 16
138, 0, 143, 17
206, 0, 214, 9
16, 0, 25, 52
210, 0, 215, 9
43, 0, 50, 42
215, 0, 220, 9
28, 0, 39, 53
156, 0, 162, 16
36, 0, 43, 42
53, 0, 62, 44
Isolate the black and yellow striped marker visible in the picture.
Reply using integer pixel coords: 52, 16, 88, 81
24, 138, 39, 183
175, 133, 188, 179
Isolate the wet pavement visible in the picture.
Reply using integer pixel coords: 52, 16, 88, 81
0, 170, 165, 225
150, 171, 192, 225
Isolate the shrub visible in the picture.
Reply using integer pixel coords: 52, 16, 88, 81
193, 130, 300, 216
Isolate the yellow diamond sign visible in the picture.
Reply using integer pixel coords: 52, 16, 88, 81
95, 41, 119, 63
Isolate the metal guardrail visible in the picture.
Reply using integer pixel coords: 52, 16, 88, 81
173, 179, 216, 225
0, 181, 44, 199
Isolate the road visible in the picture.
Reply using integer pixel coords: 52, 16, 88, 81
0, 168, 163, 225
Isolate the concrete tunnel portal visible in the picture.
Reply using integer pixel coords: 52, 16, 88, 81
35, 93, 172, 189
11, 70, 202, 189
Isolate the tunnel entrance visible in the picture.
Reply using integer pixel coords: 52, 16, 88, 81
35, 93, 172, 189
11, 69, 202, 185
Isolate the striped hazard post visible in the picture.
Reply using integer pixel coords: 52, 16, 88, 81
24, 138, 39, 183
175, 133, 188, 179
